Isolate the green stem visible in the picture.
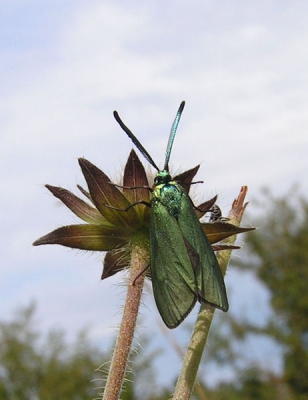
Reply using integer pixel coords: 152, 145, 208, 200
172, 186, 249, 400
102, 245, 148, 400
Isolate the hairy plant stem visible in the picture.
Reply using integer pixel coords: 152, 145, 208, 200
173, 186, 249, 400
102, 244, 148, 400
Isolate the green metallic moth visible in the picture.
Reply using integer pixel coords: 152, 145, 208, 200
113, 101, 228, 328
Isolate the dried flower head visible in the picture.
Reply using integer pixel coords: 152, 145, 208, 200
33, 150, 251, 280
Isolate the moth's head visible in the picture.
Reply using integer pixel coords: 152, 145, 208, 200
154, 170, 172, 186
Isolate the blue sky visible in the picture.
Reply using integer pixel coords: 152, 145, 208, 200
1, 0, 308, 389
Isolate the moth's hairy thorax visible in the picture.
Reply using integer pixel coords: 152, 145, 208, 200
153, 181, 183, 217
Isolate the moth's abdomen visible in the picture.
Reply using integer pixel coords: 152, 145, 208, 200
153, 182, 183, 217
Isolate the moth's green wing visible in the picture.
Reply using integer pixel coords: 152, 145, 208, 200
178, 191, 229, 312
150, 202, 197, 328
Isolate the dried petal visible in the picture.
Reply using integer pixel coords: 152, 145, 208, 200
174, 165, 200, 194
123, 149, 150, 203
77, 185, 92, 202
203, 222, 255, 244
33, 224, 127, 251
79, 158, 139, 227
212, 244, 241, 251
195, 195, 218, 219
46, 185, 107, 224
102, 249, 130, 280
